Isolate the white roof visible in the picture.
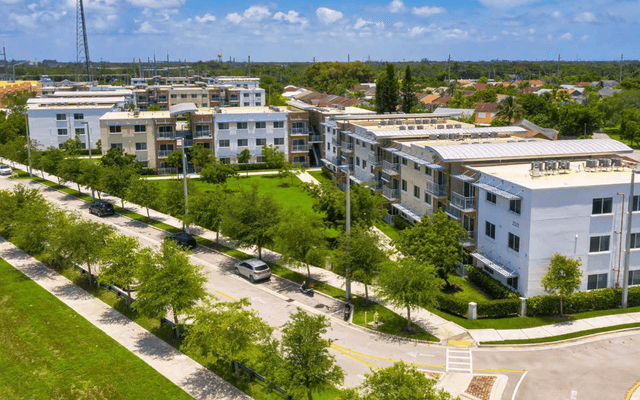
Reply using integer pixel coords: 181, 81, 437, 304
425, 139, 633, 162
53, 90, 132, 97
28, 97, 125, 105
169, 103, 198, 117
371, 126, 526, 139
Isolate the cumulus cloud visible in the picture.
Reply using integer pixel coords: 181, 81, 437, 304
226, 13, 242, 24
226, 6, 271, 24
408, 26, 429, 37
476, 0, 534, 8
135, 20, 163, 34
393, 21, 404, 28
9, 10, 67, 29
551, 10, 562, 18
195, 13, 216, 23
273, 10, 308, 26
126, 0, 185, 8
316, 7, 343, 24
574, 11, 596, 23
412, 6, 446, 17
353, 18, 384, 30
558, 32, 572, 41
388, 0, 406, 13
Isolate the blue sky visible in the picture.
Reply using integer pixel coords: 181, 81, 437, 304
0, 0, 638, 63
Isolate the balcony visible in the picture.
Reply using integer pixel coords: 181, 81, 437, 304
158, 167, 177, 175
194, 131, 212, 139
183, 139, 194, 147
331, 137, 338, 145
229, 96, 239, 101
445, 204, 461, 220
309, 134, 323, 143
158, 133, 175, 140
382, 186, 400, 201
291, 128, 308, 136
382, 160, 400, 175
461, 230, 475, 246
450, 192, 476, 211
426, 180, 447, 197
341, 141, 354, 152
291, 144, 309, 152
157, 150, 173, 158
368, 155, 382, 167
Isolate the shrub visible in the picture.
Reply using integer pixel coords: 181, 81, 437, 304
526, 295, 560, 316
321, 165, 333, 180
628, 286, 640, 307
392, 215, 412, 231
435, 294, 467, 317
526, 287, 634, 316
466, 266, 519, 300
477, 299, 520, 318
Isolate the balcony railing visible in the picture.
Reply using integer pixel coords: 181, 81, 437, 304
157, 150, 173, 158
368, 155, 382, 166
450, 192, 476, 211
382, 160, 400, 174
445, 204, 461, 220
158, 167, 177, 175
382, 186, 400, 200
291, 144, 308, 152
158, 133, 175, 140
341, 141, 354, 152
229, 96, 239, 101
331, 137, 337, 145
309, 134, 323, 142
291, 128, 308, 136
183, 139, 194, 148
426, 180, 447, 197
194, 131, 212, 139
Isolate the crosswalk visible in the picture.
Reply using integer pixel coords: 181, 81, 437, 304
445, 347, 473, 374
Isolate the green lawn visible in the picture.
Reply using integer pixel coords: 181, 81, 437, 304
443, 275, 492, 304
373, 219, 403, 243
308, 170, 334, 186
0, 257, 193, 400
480, 322, 640, 345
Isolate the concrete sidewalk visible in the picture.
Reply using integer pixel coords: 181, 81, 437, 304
0, 237, 250, 400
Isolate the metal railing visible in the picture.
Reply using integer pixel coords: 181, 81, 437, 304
291, 128, 308, 135
426, 180, 447, 196
450, 192, 476, 211
183, 139, 194, 147
309, 134, 323, 142
382, 186, 400, 200
158, 167, 177, 175
368, 155, 382, 166
291, 144, 308, 152
341, 141, 354, 152
194, 132, 212, 139
158, 133, 175, 140
382, 160, 400, 174
445, 204, 461, 220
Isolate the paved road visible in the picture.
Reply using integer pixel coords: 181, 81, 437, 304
3, 174, 640, 398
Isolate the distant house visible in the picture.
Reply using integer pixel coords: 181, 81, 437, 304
418, 93, 441, 111
512, 119, 558, 140
473, 83, 488, 91
529, 80, 544, 87
474, 102, 499, 124
598, 88, 622, 97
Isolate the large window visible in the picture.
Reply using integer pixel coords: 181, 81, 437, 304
218, 122, 229, 130
509, 199, 521, 215
424, 193, 432, 205
75, 128, 85, 135
244, 102, 250, 107
237, 139, 248, 147
629, 270, 640, 286
244, 93, 250, 98
256, 121, 266, 129
273, 121, 284, 128
592, 197, 613, 215
587, 273, 608, 290
56, 113, 66, 121
413, 185, 420, 199
401, 179, 407, 192
256, 138, 266, 146
486, 192, 496, 204
508, 232, 520, 252
631, 233, 640, 249
74, 113, 84, 120
237, 122, 248, 130
109, 126, 121, 134
274, 138, 285, 146
134, 125, 146, 133
135, 143, 147, 151
633, 195, 640, 212
110, 143, 123, 149
219, 140, 230, 148
589, 235, 610, 253
485, 221, 495, 239
57, 129, 68, 136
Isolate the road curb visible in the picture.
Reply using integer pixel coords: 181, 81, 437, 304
477, 326, 640, 348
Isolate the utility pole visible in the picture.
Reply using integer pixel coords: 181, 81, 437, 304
620, 54, 624, 83
1, 44, 7, 81
248, 55, 251, 77
348, 54, 350, 63
557, 54, 561, 83
345, 165, 351, 300
616, 192, 625, 287
447, 54, 452, 83
24, 113, 32, 177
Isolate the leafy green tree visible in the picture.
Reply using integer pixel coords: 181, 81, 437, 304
261, 144, 286, 169
134, 240, 207, 330
375, 63, 399, 114
556, 104, 603, 137
60, 136, 83, 155
190, 144, 213, 173
333, 225, 386, 300
278, 161, 305, 186
100, 166, 138, 208
99, 234, 142, 308
401, 65, 417, 113
395, 209, 466, 288
39, 148, 65, 184
64, 218, 115, 287
186, 189, 225, 242
100, 147, 138, 169
495, 96, 523, 123
221, 185, 281, 259
200, 158, 238, 185
274, 209, 326, 279
376, 258, 442, 329
477, 76, 489, 84
58, 157, 83, 193
620, 107, 640, 147
80, 162, 104, 200
9, 188, 53, 254
167, 150, 183, 178
182, 298, 273, 377
276, 309, 344, 400
541, 253, 583, 315
147, 105, 161, 111
237, 148, 252, 176
125, 177, 160, 217
163, 178, 198, 225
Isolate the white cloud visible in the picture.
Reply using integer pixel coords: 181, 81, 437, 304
9, 10, 67, 29
316, 7, 343, 24
581, 35, 589, 42
558, 32, 572, 41
393, 21, 404, 28
226, 13, 242, 24
134, 20, 163, 34
353, 18, 384, 30
409, 26, 428, 37
388, 0, 406, 13
476, 0, 534, 8
442, 28, 468, 40
574, 11, 597, 23
412, 6, 446, 17
243, 5, 271, 21
551, 10, 562, 18
126, 0, 185, 8
528, 28, 535, 34
273, 10, 308, 26
195, 13, 216, 23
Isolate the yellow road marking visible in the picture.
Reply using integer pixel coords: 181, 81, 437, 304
474, 368, 527, 373
215, 290, 237, 301
448, 340, 471, 346
330, 343, 445, 370
330, 345, 380, 370
625, 380, 640, 400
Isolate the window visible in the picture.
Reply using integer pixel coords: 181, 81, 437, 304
414, 162, 420, 171
256, 93, 261, 98
220, 158, 230, 164
587, 273, 608, 290
171, 94, 177, 99
485, 221, 496, 239
362, 160, 367, 169
425, 167, 432, 177
631, 233, 640, 249
202, 94, 208, 98
274, 137, 285, 145
510, 199, 521, 215
256, 102, 261, 106
486, 192, 496, 204
75, 128, 85, 135
244, 93, 250, 98
355, 157, 360, 167
589, 235, 610, 253
219, 139, 230, 148
425, 193, 432, 205
401, 179, 407, 192
218, 122, 229, 130
507, 277, 518, 290
256, 138, 266, 146
134, 125, 146, 133
508, 232, 520, 252
181, 94, 187, 99
592, 197, 613, 215
401, 158, 407, 166
74, 113, 84, 120
56, 113, 66, 121
109, 126, 122, 134
256, 121, 266, 129
190, 94, 197, 99
202, 103, 208, 108
135, 143, 147, 151
413, 185, 420, 199
629, 270, 640, 286
237, 139, 248, 147
273, 121, 284, 128
633, 195, 640, 212
244, 102, 250, 107
256, 156, 265, 163
110, 143, 123, 149
57, 129, 68, 136
237, 122, 248, 130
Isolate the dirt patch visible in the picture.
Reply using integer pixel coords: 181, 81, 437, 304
424, 371, 442, 380
465, 375, 496, 400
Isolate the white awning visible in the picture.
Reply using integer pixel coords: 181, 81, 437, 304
169, 103, 198, 117
451, 173, 476, 182
474, 182, 522, 200
392, 203, 423, 223
382, 148, 445, 171
471, 252, 518, 278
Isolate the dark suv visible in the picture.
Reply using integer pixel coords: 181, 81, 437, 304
88, 201, 115, 217
166, 232, 197, 250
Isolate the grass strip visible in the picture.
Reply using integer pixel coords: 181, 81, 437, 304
480, 322, 640, 345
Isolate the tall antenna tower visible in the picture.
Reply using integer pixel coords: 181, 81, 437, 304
76, 0, 92, 82
1, 44, 7, 81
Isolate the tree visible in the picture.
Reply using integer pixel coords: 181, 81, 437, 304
63, 218, 115, 287
401, 65, 417, 113
186, 189, 225, 243
39, 148, 65, 184
376, 258, 442, 329
58, 157, 83, 193
395, 209, 466, 288
556, 104, 603, 137
99, 234, 142, 308
477, 76, 489, 84
341, 362, 453, 400
274, 209, 327, 279
190, 144, 213, 173
167, 149, 183, 178
620, 107, 640, 147
276, 309, 344, 400
278, 161, 305, 187
237, 148, 251, 176
200, 158, 238, 185
261, 144, 286, 169
100, 147, 138, 169
125, 177, 161, 217
182, 298, 273, 377
100, 166, 138, 208
495, 96, 523, 123
333, 225, 386, 300
163, 178, 198, 224
10, 187, 53, 254
221, 186, 281, 259
541, 253, 583, 316
375, 63, 399, 114
79, 162, 104, 200
148, 105, 161, 111
134, 240, 207, 331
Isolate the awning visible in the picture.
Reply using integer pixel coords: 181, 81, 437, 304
347, 132, 378, 146
474, 182, 521, 200
382, 148, 445, 171
451, 174, 476, 182
392, 203, 423, 223
471, 252, 518, 278
349, 175, 364, 185
169, 103, 198, 117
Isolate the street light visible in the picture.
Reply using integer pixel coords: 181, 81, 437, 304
176, 137, 189, 233
622, 168, 640, 309
339, 164, 352, 300
83, 121, 95, 201
23, 111, 32, 177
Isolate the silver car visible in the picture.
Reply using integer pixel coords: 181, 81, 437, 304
234, 259, 271, 282
0, 164, 12, 176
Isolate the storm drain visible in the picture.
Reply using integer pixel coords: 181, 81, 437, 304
286, 298, 295, 303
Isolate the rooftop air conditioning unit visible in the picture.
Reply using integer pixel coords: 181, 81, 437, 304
446, 124, 453, 129
492, 131, 499, 137
507, 140, 515, 143
545, 160, 558, 171
430, 118, 437, 124
399, 125, 406, 130
379, 120, 387, 125
612, 158, 623, 167
417, 125, 424, 130
408, 125, 415, 130
430, 133, 438, 140
439, 133, 449, 140
586, 159, 599, 170
415, 118, 422, 124
471, 132, 479, 139
481, 132, 489, 138
528, 139, 536, 142
461, 142, 470, 145
454, 124, 462, 128
437, 125, 444, 129
560, 160, 571, 170
599, 158, 612, 168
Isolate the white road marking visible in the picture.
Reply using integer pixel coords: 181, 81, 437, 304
511, 371, 528, 400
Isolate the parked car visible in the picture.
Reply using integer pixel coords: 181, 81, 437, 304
166, 232, 197, 250
88, 201, 115, 217
0, 164, 12, 176
235, 259, 271, 283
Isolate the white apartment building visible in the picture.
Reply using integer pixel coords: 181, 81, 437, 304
27, 96, 127, 150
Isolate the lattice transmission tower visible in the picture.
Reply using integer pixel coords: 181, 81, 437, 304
76, 0, 92, 82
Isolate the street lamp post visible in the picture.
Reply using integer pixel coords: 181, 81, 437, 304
24, 112, 32, 177
340, 164, 352, 300
176, 138, 189, 233
84, 121, 95, 201
622, 169, 640, 308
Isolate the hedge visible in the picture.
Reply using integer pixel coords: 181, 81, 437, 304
466, 266, 519, 300
477, 299, 521, 318
526, 286, 640, 316
435, 294, 467, 317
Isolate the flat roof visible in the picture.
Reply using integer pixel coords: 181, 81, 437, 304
369, 126, 526, 139
27, 97, 125, 105
470, 161, 638, 190
425, 139, 632, 162
199, 106, 289, 114
399, 136, 539, 148
52, 90, 132, 97
100, 111, 171, 120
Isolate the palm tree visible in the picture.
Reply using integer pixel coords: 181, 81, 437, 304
495, 96, 523, 123
446, 81, 457, 96
555, 90, 573, 104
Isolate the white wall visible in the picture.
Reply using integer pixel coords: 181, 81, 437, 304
214, 112, 288, 161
